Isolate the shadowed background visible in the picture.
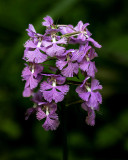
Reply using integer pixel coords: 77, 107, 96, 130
0, 0, 128, 159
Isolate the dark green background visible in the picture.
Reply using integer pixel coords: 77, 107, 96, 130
0, 0, 128, 159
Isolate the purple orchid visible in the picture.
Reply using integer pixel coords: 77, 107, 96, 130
42, 37, 67, 57
24, 40, 47, 63
42, 16, 54, 27
74, 21, 102, 48
40, 75, 69, 103
36, 103, 60, 131
22, 16, 102, 130
76, 78, 102, 109
56, 49, 79, 77
26, 24, 43, 38
22, 64, 43, 91
81, 102, 97, 126
75, 45, 97, 77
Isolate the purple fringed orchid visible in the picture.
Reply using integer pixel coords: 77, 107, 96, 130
36, 103, 60, 131
40, 74, 69, 103
24, 40, 47, 63
22, 15, 102, 130
76, 78, 102, 109
42, 37, 67, 57
81, 102, 97, 126
42, 16, 54, 27
56, 49, 79, 77
22, 64, 43, 97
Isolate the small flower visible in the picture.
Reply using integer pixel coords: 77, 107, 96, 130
36, 103, 60, 131
42, 16, 54, 27
81, 102, 97, 126
24, 40, 47, 63
26, 24, 43, 38
76, 78, 102, 109
74, 21, 90, 41
40, 75, 69, 103
56, 49, 79, 77
22, 64, 43, 90
42, 37, 67, 57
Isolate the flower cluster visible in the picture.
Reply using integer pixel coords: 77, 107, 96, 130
22, 16, 102, 130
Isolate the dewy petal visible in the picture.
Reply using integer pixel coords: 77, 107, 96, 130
87, 37, 102, 48
42, 16, 53, 27
56, 60, 68, 70
36, 108, 46, 120
26, 48, 47, 63
61, 62, 78, 77
91, 79, 102, 91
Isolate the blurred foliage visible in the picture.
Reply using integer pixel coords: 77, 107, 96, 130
0, 0, 128, 159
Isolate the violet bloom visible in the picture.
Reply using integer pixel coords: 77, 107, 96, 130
42, 16, 54, 27
56, 49, 79, 77
71, 43, 91, 63
74, 21, 102, 48
74, 21, 90, 41
25, 91, 46, 120
22, 64, 43, 91
81, 102, 97, 126
76, 78, 102, 109
24, 40, 47, 63
79, 47, 98, 77
59, 24, 74, 34
26, 24, 42, 38
36, 103, 60, 131
40, 75, 69, 103
42, 37, 67, 57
